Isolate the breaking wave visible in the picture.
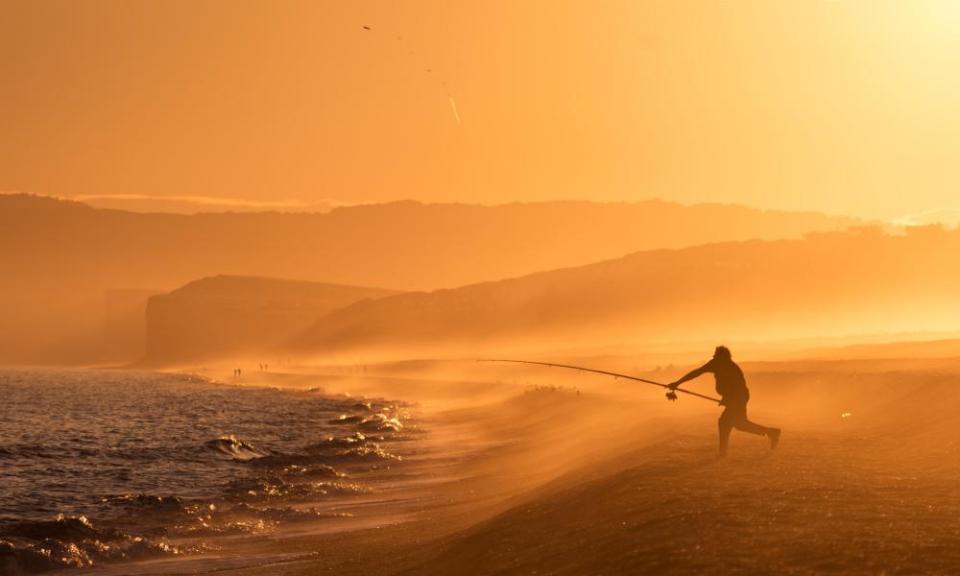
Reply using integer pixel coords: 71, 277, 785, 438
0, 368, 418, 573
205, 435, 270, 461
0, 515, 186, 574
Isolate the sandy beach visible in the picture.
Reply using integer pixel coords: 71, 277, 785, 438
68, 348, 959, 576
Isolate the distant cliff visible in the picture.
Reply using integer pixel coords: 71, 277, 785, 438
143, 276, 396, 364
290, 226, 960, 356
0, 193, 858, 364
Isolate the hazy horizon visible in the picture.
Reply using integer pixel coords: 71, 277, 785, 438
8, 191, 960, 230
0, 189, 881, 217
5, 1, 960, 220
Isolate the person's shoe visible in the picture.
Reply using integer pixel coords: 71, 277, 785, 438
768, 428, 781, 450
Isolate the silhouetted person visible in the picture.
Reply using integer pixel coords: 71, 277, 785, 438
669, 346, 780, 457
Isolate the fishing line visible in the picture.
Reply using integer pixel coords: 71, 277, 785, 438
477, 359, 721, 403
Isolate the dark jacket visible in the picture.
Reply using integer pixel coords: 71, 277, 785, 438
677, 358, 750, 405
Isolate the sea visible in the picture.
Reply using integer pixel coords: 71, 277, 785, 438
0, 368, 414, 573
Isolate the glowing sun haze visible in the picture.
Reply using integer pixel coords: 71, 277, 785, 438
2, 0, 959, 220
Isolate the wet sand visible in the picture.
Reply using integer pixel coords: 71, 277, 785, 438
91, 352, 960, 575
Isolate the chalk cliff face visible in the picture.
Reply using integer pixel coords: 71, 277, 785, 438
291, 226, 960, 356
143, 276, 396, 364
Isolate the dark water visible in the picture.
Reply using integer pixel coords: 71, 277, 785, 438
0, 368, 412, 573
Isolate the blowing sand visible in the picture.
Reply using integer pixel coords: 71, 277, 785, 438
89, 351, 960, 576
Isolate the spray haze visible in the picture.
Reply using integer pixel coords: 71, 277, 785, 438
3, 2, 960, 575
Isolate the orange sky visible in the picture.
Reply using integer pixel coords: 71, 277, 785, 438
2, 1, 959, 219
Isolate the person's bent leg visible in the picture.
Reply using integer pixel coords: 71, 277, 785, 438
735, 417, 770, 436
733, 406, 781, 449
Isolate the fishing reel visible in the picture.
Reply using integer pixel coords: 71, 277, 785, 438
665, 390, 678, 402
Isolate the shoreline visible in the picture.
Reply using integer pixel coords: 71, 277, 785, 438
141, 354, 960, 575
9, 349, 960, 575
80, 359, 665, 575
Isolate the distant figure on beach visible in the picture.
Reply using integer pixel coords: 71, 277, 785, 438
668, 346, 780, 457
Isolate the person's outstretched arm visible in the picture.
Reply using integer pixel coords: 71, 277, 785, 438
668, 360, 714, 390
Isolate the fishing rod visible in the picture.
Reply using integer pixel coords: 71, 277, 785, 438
477, 359, 721, 403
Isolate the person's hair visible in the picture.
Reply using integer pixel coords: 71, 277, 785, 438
714, 345, 732, 360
